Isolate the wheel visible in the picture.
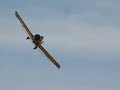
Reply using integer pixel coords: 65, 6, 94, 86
26, 37, 29, 39
33, 46, 37, 49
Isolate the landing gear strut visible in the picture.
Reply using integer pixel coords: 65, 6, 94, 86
33, 42, 39, 49
33, 41, 44, 49
40, 41, 44, 44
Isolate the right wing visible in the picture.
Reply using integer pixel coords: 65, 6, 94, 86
38, 44, 61, 69
15, 11, 33, 39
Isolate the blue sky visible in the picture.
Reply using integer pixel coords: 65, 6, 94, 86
0, 0, 120, 90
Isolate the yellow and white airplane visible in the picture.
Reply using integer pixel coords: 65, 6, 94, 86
15, 11, 60, 69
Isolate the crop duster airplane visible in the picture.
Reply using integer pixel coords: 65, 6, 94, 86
15, 11, 60, 69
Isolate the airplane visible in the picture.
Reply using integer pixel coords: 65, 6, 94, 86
15, 11, 60, 69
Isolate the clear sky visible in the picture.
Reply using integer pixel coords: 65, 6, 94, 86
0, 0, 120, 90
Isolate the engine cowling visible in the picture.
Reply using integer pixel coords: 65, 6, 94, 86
34, 34, 43, 41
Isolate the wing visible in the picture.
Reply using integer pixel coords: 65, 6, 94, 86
38, 44, 61, 69
15, 11, 33, 39
15, 11, 60, 69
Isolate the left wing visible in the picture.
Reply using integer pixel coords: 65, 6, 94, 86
15, 11, 34, 39
38, 44, 61, 69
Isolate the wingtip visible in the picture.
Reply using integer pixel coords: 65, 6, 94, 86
57, 65, 61, 69
15, 11, 17, 14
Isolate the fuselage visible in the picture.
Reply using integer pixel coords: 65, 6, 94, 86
33, 34, 43, 45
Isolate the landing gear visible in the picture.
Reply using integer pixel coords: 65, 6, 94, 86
33, 46, 37, 49
33, 41, 44, 49
33, 42, 38, 49
26, 37, 30, 39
